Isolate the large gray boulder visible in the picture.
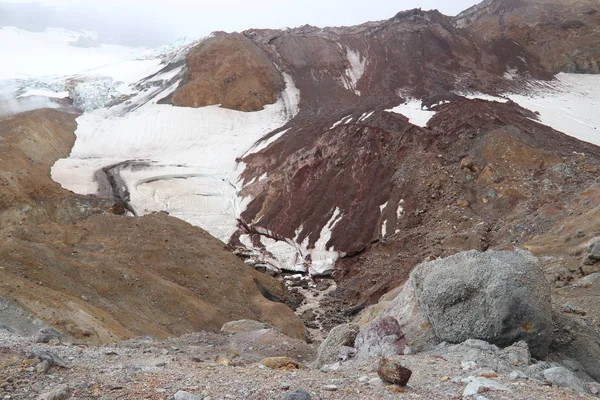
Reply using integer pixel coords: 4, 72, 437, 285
314, 323, 359, 368
410, 250, 552, 359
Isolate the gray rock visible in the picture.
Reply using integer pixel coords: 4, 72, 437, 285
463, 377, 509, 397
411, 250, 552, 359
543, 367, 587, 394
34, 327, 61, 344
221, 320, 270, 335
588, 241, 600, 262
38, 384, 71, 400
439, 339, 531, 374
355, 316, 406, 360
551, 307, 600, 381
174, 391, 201, 400
509, 370, 528, 380
283, 389, 311, 400
29, 348, 70, 368
36, 360, 51, 374
314, 323, 359, 368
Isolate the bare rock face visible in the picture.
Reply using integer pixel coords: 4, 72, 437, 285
458, 0, 600, 73
171, 32, 285, 111
377, 358, 412, 386
355, 317, 406, 360
411, 250, 553, 360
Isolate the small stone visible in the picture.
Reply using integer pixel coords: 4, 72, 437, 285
368, 377, 384, 387
38, 384, 71, 400
261, 357, 299, 370
321, 385, 337, 391
509, 370, 528, 380
36, 360, 51, 374
174, 391, 201, 400
283, 389, 311, 400
26, 366, 35, 372
543, 367, 587, 394
221, 320, 270, 335
476, 370, 498, 378
440, 376, 451, 382
461, 361, 477, 370
575, 230, 585, 239
34, 328, 61, 344
377, 358, 412, 386
155, 388, 166, 393
216, 357, 234, 366
463, 377, 509, 397
456, 199, 470, 208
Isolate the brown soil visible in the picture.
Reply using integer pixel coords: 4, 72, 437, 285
0, 109, 306, 344
170, 32, 285, 111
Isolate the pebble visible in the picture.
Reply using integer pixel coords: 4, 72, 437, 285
174, 391, 201, 400
509, 370, 528, 380
283, 389, 311, 400
321, 385, 338, 391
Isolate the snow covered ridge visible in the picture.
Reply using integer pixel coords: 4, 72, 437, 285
383, 74, 600, 148
0, 27, 199, 114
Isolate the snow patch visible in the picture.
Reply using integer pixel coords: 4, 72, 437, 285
397, 200, 405, 219
386, 100, 436, 127
18, 89, 69, 99
339, 47, 366, 96
507, 73, 600, 146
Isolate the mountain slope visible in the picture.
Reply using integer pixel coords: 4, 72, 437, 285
0, 109, 306, 343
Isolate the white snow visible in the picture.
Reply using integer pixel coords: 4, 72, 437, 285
397, 200, 405, 219
339, 47, 366, 96
310, 207, 343, 275
330, 116, 350, 130
359, 111, 375, 122
385, 100, 436, 128
381, 220, 387, 237
18, 89, 69, 99
461, 93, 509, 103
507, 73, 600, 146
53, 74, 300, 245
0, 27, 145, 80
379, 201, 388, 213
244, 128, 290, 157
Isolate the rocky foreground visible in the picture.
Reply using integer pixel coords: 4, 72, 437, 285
0, 324, 597, 400
3, 249, 600, 400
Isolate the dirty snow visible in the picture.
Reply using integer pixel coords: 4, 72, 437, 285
385, 100, 436, 127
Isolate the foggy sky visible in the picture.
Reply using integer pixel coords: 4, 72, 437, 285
0, 0, 481, 47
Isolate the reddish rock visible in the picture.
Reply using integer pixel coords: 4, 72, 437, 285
378, 358, 412, 386
355, 317, 406, 359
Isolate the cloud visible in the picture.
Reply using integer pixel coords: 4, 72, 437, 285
0, 0, 480, 47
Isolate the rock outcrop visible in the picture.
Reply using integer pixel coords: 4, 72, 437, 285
458, 0, 600, 73
171, 32, 285, 111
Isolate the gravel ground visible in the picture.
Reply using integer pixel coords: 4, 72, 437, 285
1, 330, 597, 400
